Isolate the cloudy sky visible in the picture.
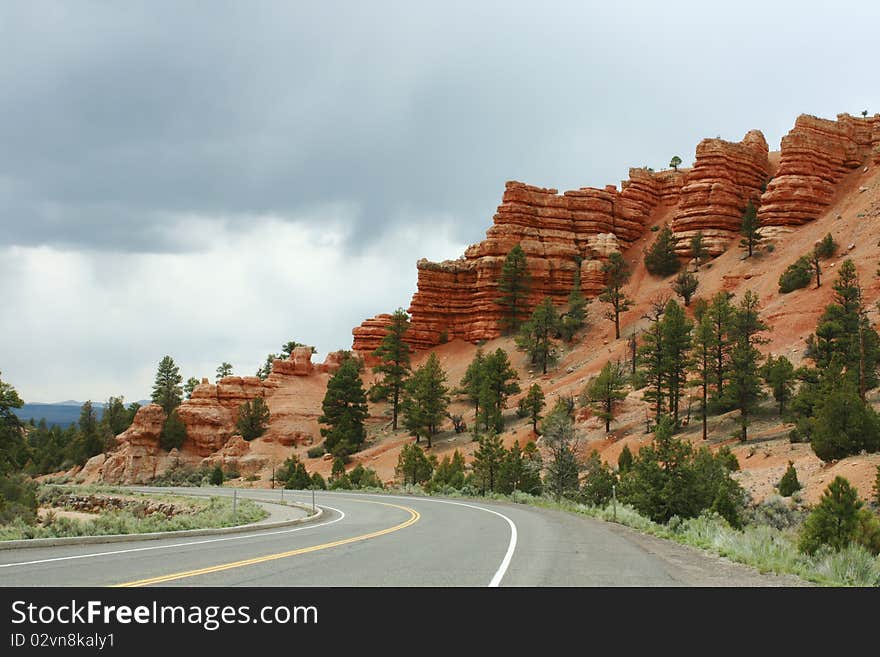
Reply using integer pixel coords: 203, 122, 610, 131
1, 1, 878, 403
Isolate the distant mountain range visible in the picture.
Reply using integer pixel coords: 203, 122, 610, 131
13, 400, 150, 428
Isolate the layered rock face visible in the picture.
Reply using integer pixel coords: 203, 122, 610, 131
79, 404, 166, 484
759, 113, 880, 227
671, 130, 770, 256
353, 169, 684, 352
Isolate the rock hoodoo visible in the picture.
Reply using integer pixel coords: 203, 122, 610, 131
759, 113, 880, 228
78, 403, 165, 484
670, 130, 770, 256
353, 168, 686, 353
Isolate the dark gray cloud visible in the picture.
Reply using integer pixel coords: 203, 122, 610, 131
2, 1, 880, 402
4, 1, 875, 254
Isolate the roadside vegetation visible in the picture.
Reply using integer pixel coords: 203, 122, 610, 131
0, 485, 266, 541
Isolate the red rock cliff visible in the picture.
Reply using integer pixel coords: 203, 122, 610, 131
354, 169, 685, 352
670, 130, 770, 256
759, 113, 880, 227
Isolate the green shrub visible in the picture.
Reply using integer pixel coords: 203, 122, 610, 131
745, 495, 805, 530
777, 462, 801, 497
644, 226, 681, 277
236, 397, 270, 441
580, 451, 617, 506
815, 233, 837, 258
0, 474, 38, 525
306, 445, 326, 459
209, 466, 224, 486
778, 256, 812, 293
310, 472, 326, 490
149, 463, 210, 487
438, 329, 449, 344
799, 476, 862, 554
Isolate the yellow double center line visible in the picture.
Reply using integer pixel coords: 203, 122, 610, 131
113, 500, 420, 587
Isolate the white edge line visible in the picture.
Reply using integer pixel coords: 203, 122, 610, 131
329, 492, 518, 587
0, 505, 345, 570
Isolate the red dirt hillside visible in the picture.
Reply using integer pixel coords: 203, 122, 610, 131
77, 111, 880, 504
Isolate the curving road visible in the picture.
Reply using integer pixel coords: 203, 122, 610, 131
0, 488, 805, 587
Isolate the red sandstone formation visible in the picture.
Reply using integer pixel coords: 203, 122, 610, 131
671, 130, 770, 256
759, 113, 880, 228
201, 435, 269, 478
354, 169, 685, 353
79, 404, 165, 484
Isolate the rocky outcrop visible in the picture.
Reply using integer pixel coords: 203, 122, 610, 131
200, 435, 270, 478
80, 404, 165, 484
354, 169, 684, 352
759, 113, 880, 227
671, 130, 770, 256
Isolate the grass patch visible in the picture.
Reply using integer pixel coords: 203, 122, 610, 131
0, 485, 267, 541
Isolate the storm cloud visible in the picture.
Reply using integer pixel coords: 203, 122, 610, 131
1, 1, 878, 401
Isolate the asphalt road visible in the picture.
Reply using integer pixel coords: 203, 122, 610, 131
0, 488, 805, 587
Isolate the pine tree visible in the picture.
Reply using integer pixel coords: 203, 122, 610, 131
318, 359, 369, 457
395, 443, 436, 486
644, 225, 681, 277
580, 451, 617, 506
541, 406, 581, 501
670, 155, 682, 171
560, 269, 590, 341
216, 362, 233, 381
726, 291, 768, 442
618, 416, 701, 523
690, 304, 713, 440
255, 353, 278, 380
639, 304, 667, 424
151, 356, 183, 414
101, 396, 133, 437
183, 377, 200, 400
0, 372, 24, 474
515, 297, 560, 374
617, 444, 634, 473
210, 465, 224, 486
739, 200, 761, 257
690, 231, 708, 268
372, 308, 412, 430
472, 433, 505, 493
638, 299, 693, 428
599, 251, 633, 340
520, 441, 544, 495
236, 396, 271, 441
777, 461, 801, 497
518, 383, 546, 434
809, 376, 880, 461
460, 349, 486, 434
661, 300, 693, 428
761, 354, 796, 415
672, 270, 698, 306
159, 409, 187, 451
808, 259, 880, 396
586, 360, 628, 433
799, 476, 862, 554
478, 349, 520, 434
400, 353, 449, 448
497, 441, 529, 495
430, 450, 467, 490
496, 243, 532, 333
706, 292, 735, 406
